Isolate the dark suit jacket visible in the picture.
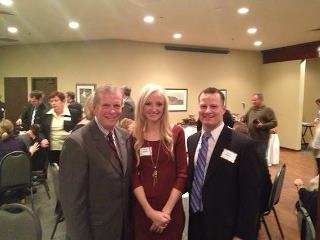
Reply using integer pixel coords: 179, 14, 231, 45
59, 121, 133, 240
20, 103, 48, 130
0, 101, 5, 119
119, 96, 135, 121
187, 125, 261, 240
68, 101, 83, 122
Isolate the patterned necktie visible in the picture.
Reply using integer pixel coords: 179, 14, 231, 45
190, 131, 211, 213
107, 132, 123, 172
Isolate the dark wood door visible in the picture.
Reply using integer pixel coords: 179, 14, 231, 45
32, 77, 57, 103
4, 77, 28, 122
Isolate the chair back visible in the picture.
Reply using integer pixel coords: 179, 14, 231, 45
297, 201, 316, 240
267, 164, 286, 210
51, 163, 60, 201
0, 203, 42, 240
0, 151, 31, 190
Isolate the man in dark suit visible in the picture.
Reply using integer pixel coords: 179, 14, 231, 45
119, 86, 135, 121
16, 90, 48, 131
187, 87, 261, 240
65, 91, 83, 122
0, 94, 5, 120
60, 85, 132, 240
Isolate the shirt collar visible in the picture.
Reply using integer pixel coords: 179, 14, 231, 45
201, 122, 224, 141
94, 116, 113, 137
46, 105, 71, 116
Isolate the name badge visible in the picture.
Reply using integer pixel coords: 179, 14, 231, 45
220, 149, 237, 163
140, 147, 152, 157
63, 116, 71, 121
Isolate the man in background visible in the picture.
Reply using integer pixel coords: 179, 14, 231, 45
16, 90, 48, 131
0, 94, 5, 120
66, 91, 83, 122
119, 86, 135, 121
242, 93, 277, 165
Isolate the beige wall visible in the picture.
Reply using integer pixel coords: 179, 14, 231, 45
261, 60, 305, 150
0, 39, 261, 123
302, 58, 320, 142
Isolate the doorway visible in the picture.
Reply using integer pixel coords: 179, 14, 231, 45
32, 77, 57, 103
4, 77, 28, 122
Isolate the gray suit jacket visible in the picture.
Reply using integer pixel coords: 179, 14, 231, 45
60, 120, 133, 240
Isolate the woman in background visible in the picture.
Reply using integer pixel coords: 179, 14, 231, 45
40, 91, 78, 165
0, 119, 38, 159
132, 84, 187, 239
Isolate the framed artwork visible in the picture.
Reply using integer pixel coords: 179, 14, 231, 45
165, 88, 188, 111
220, 89, 227, 106
76, 84, 96, 105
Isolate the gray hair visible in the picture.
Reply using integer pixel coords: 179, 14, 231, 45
93, 85, 123, 107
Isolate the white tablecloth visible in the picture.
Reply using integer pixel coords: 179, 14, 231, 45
182, 193, 189, 240
266, 133, 280, 165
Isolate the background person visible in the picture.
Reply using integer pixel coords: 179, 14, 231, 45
0, 94, 5, 120
16, 90, 48, 131
66, 91, 83, 123
242, 93, 277, 165
119, 86, 135, 121
132, 84, 187, 239
39, 91, 78, 165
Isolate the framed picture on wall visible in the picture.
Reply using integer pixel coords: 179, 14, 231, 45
165, 88, 188, 111
220, 89, 227, 106
76, 84, 96, 106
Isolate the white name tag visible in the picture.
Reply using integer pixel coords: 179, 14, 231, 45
63, 116, 71, 121
220, 149, 237, 163
140, 147, 152, 157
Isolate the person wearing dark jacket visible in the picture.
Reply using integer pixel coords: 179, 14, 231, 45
187, 87, 261, 240
40, 91, 78, 165
16, 90, 48, 131
66, 91, 83, 123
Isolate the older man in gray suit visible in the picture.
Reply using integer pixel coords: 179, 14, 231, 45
60, 85, 133, 240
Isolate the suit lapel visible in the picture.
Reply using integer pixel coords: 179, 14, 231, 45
204, 126, 232, 185
90, 122, 123, 176
114, 127, 128, 176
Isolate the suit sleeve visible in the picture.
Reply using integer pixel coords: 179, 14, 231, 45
235, 140, 261, 239
59, 137, 93, 240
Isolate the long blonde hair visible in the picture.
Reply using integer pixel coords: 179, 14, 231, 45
133, 84, 173, 166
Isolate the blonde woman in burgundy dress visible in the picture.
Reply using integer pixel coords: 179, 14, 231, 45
132, 84, 187, 239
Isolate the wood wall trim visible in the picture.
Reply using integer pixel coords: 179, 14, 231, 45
262, 41, 320, 64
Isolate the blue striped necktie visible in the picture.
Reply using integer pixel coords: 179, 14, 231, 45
190, 131, 211, 213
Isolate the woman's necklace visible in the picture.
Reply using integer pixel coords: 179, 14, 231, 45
147, 141, 161, 187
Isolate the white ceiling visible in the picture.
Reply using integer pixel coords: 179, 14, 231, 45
0, 0, 319, 50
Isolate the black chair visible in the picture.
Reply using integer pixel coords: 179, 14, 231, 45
50, 163, 64, 239
32, 153, 51, 200
0, 203, 42, 240
0, 151, 34, 209
297, 199, 316, 240
261, 164, 286, 240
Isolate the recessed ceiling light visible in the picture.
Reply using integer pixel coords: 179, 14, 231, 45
173, 33, 182, 39
247, 27, 257, 34
69, 21, 79, 29
0, 0, 13, 6
7, 26, 17, 33
238, 7, 249, 14
254, 41, 262, 46
143, 16, 155, 23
